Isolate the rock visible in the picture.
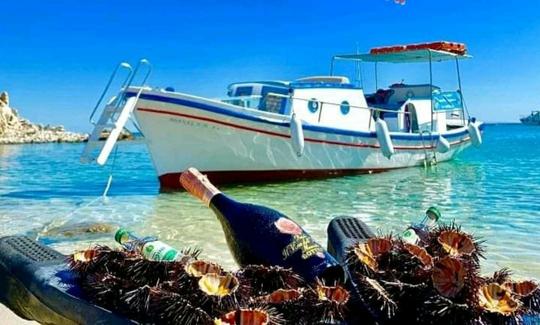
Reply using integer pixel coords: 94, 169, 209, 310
99, 128, 134, 141
0, 94, 19, 136
0, 91, 9, 107
0, 90, 89, 144
28, 222, 117, 242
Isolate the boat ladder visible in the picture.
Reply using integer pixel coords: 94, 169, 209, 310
80, 59, 152, 165
419, 130, 437, 168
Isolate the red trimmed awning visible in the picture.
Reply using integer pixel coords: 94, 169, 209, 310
370, 42, 467, 56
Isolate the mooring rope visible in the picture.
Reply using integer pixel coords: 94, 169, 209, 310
102, 145, 119, 198
35, 145, 121, 241
35, 195, 105, 241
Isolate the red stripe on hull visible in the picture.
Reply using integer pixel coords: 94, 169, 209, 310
137, 107, 470, 150
159, 168, 398, 191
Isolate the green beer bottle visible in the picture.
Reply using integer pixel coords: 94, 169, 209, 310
114, 228, 183, 262
402, 207, 441, 244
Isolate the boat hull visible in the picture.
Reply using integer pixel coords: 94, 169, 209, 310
521, 120, 540, 126
131, 90, 475, 190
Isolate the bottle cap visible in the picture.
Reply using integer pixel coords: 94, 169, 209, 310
114, 228, 129, 244
426, 207, 441, 222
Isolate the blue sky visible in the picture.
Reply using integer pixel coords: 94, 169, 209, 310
1, 0, 539, 131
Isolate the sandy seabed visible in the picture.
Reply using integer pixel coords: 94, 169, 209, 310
0, 304, 36, 324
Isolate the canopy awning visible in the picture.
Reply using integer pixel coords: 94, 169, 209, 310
333, 49, 471, 64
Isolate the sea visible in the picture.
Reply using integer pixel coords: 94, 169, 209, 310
0, 123, 539, 279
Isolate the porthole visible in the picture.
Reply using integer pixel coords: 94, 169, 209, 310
406, 90, 415, 98
308, 98, 319, 113
340, 101, 350, 115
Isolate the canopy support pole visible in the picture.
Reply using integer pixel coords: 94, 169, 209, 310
429, 51, 434, 132
455, 57, 467, 125
330, 57, 336, 76
358, 61, 364, 88
375, 62, 378, 90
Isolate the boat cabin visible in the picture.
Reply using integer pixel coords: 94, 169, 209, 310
221, 41, 470, 135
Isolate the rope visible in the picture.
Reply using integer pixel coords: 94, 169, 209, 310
35, 196, 105, 241
102, 145, 119, 198
35, 145, 121, 241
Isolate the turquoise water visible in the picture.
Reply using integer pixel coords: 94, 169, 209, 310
0, 124, 539, 278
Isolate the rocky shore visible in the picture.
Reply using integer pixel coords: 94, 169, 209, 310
0, 91, 89, 144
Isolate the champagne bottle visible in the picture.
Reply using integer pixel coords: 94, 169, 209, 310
180, 168, 344, 283
114, 228, 186, 262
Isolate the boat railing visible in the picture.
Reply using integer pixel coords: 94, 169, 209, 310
89, 60, 152, 125
265, 92, 410, 116
219, 92, 469, 131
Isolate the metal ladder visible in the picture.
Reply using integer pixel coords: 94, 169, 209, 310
419, 130, 437, 168
80, 59, 152, 165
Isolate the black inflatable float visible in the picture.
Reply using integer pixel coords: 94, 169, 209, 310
0, 216, 373, 324
0, 236, 135, 324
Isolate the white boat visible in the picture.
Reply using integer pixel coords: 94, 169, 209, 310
82, 42, 484, 190
520, 111, 540, 125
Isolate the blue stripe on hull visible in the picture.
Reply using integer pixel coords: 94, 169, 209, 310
127, 91, 479, 141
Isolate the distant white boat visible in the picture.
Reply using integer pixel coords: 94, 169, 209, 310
520, 111, 540, 125
82, 42, 484, 190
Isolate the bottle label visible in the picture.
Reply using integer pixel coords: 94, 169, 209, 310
274, 218, 302, 235
283, 234, 325, 259
276, 218, 325, 260
142, 241, 178, 261
402, 228, 420, 244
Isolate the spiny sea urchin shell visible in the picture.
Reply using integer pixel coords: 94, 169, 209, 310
478, 283, 521, 316
437, 230, 476, 257
309, 283, 350, 323
351, 238, 393, 272
216, 307, 280, 325
426, 223, 485, 265
149, 290, 214, 325
199, 273, 240, 298
432, 256, 466, 298
403, 243, 433, 268
196, 272, 240, 314
235, 265, 304, 296
185, 260, 224, 277
68, 245, 131, 275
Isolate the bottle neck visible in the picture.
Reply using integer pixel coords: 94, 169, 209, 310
180, 168, 222, 206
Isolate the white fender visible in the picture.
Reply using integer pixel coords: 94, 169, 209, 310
375, 119, 394, 159
290, 112, 304, 157
468, 122, 482, 147
436, 135, 450, 153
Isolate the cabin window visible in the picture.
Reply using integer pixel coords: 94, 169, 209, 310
261, 86, 288, 97
234, 86, 253, 97
340, 101, 350, 115
308, 98, 319, 113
